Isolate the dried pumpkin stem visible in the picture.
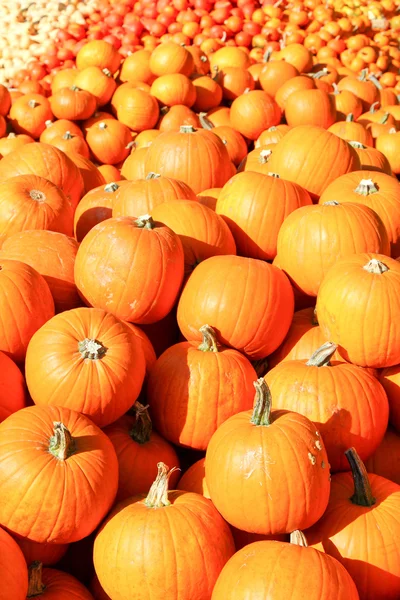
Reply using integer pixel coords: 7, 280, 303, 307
306, 342, 337, 367
145, 462, 180, 508
79, 338, 107, 359
27, 561, 46, 597
312, 308, 319, 326
379, 113, 390, 125
198, 324, 219, 353
49, 422, 76, 461
130, 402, 152, 445
354, 178, 379, 195
346, 113, 354, 122
349, 141, 366, 149
104, 182, 120, 193
28, 99, 40, 109
146, 172, 161, 180
290, 530, 308, 547
345, 447, 376, 507
135, 214, 155, 229
62, 131, 73, 140
180, 125, 196, 134
199, 113, 214, 130
363, 259, 389, 274
323, 200, 340, 206
267, 172, 280, 178
250, 378, 272, 427
30, 190, 45, 202
259, 149, 272, 164
369, 101, 379, 113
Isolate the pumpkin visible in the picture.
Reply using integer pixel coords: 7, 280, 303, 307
337, 71, 380, 110
0, 351, 26, 423
358, 103, 397, 128
48, 131, 90, 158
364, 428, 400, 485
124, 323, 156, 377
209, 46, 251, 71
376, 129, 400, 175
255, 124, 291, 147
65, 152, 106, 196
74, 215, 184, 325
197, 188, 221, 211
74, 182, 125, 242
149, 42, 194, 77
0, 405, 118, 543
285, 89, 337, 129
76, 40, 121, 74
177, 458, 210, 498
133, 129, 160, 149
0, 174, 75, 242
25, 307, 146, 428
9, 93, 53, 139
50, 68, 77, 94
212, 532, 360, 600
186, 46, 210, 75
119, 49, 154, 84
265, 342, 389, 472
266, 125, 360, 199
178, 255, 294, 359
205, 379, 331, 534
83, 110, 116, 133
206, 125, 247, 166
306, 448, 400, 600
157, 105, 200, 132
0, 84, 11, 116
120, 147, 147, 180
0, 526, 28, 600
276, 201, 390, 297
144, 125, 232, 194
205, 105, 231, 127
150, 73, 196, 108
192, 76, 223, 112
0, 132, 34, 157
112, 172, 196, 218
237, 146, 275, 174
97, 164, 121, 183
279, 43, 313, 72
50, 86, 97, 121
319, 171, 400, 257
216, 171, 312, 261
26, 561, 94, 599
348, 141, 393, 175
379, 365, 400, 432
259, 60, 299, 97
275, 75, 316, 111
13, 537, 69, 567
316, 254, 400, 368
331, 85, 363, 120
115, 88, 159, 132
0, 259, 54, 363
86, 120, 133, 165
103, 403, 180, 502
73, 67, 117, 107
328, 114, 374, 146
230, 90, 281, 140
147, 324, 256, 450
151, 199, 236, 276
93, 463, 235, 600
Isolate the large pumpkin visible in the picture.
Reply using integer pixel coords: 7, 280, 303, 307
265, 342, 389, 472
266, 125, 360, 199
0, 230, 81, 313
26, 562, 94, 600
25, 307, 146, 428
0, 526, 28, 600
0, 404, 118, 544
147, 325, 257, 450
74, 216, 184, 324
177, 255, 294, 359
285, 89, 337, 129
103, 403, 180, 503
216, 171, 312, 261
93, 463, 235, 600
306, 448, 400, 600
212, 532, 359, 600
0, 142, 84, 208
276, 201, 390, 296
205, 379, 331, 534
316, 253, 400, 368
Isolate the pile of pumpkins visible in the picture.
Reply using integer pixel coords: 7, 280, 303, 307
0, 21, 400, 600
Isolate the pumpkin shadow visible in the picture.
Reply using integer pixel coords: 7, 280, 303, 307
178, 234, 235, 276
43, 274, 84, 313
74, 206, 113, 243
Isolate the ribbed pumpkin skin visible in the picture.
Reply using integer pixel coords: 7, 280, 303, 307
265, 360, 389, 472
0, 351, 26, 423
144, 128, 232, 194
328, 120, 373, 146
177, 255, 294, 359
319, 171, 400, 258
93, 490, 235, 600
103, 414, 180, 503
0, 259, 54, 363
151, 199, 237, 276
147, 340, 257, 450
353, 145, 393, 175
212, 540, 360, 600
25, 307, 146, 428
13, 536, 69, 566
276, 202, 390, 297
205, 407, 330, 534
306, 473, 400, 600
216, 171, 312, 261
267, 125, 360, 199
112, 175, 197, 218
285, 89, 337, 129
0, 230, 80, 313
0, 526, 28, 600
30, 567, 95, 599
75, 217, 184, 325
316, 253, 400, 368
0, 405, 118, 544
0, 143, 84, 208
365, 428, 400, 485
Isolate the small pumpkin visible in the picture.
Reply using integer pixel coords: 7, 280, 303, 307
76, 40, 121, 74
149, 42, 194, 77
115, 88, 160, 132
230, 90, 281, 140
73, 67, 117, 107
285, 89, 337, 129
0, 132, 34, 157
86, 119, 133, 165
25, 561, 94, 600
9, 93, 53, 139
348, 141, 392, 175
50, 86, 97, 121
74, 182, 125, 242
0, 526, 28, 600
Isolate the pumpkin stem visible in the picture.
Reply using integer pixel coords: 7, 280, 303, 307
290, 530, 308, 547
354, 178, 379, 195
388, 128, 397, 134
263, 48, 272, 62
7, 132, 16, 138
367, 73, 383, 90
199, 113, 214, 130
267, 126, 278, 132
28, 99, 40, 108
49, 422, 76, 461
267, 172, 280, 178
369, 101, 380, 113
70, 85, 81, 91
250, 378, 272, 427
79, 338, 107, 359
102, 68, 112, 77
259, 149, 272, 164
198, 324, 219, 352
98, 122, 108, 130
363, 258, 389, 274
130, 402, 152, 445
346, 113, 354, 122
104, 182, 120, 192
331, 82, 339, 95
252, 358, 269, 378
27, 561, 46, 597
358, 68, 368, 81
345, 447, 376, 507
311, 68, 328, 79
306, 342, 337, 367
146, 172, 161, 180
30, 190, 45, 202
160, 106, 169, 116
180, 125, 196, 134
62, 131, 73, 140
135, 214, 155, 229
312, 308, 319, 326
144, 462, 180, 508
44, 120, 53, 128
349, 141, 366, 149
379, 113, 390, 125
323, 200, 340, 206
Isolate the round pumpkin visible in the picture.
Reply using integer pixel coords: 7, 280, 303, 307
149, 42, 194, 77
26, 561, 94, 600
230, 90, 281, 140
13, 537, 69, 567
150, 73, 196, 108
73, 66, 117, 107
115, 88, 159, 132
48, 131, 90, 159
328, 114, 374, 146
40, 120, 84, 145
86, 119, 133, 165
76, 40, 121, 74
9, 93, 53, 139
0, 526, 28, 600
49, 86, 97, 121
348, 141, 393, 175
0, 132, 34, 157
259, 61, 299, 97
285, 89, 337, 129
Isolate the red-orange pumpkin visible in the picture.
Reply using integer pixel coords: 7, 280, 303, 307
25, 562, 94, 600
0, 526, 28, 600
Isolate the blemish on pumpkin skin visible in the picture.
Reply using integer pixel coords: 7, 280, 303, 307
321, 461, 326, 469
308, 452, 316, 465
315, 440, 322, 451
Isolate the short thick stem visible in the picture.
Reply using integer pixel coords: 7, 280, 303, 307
306, 342, 337, 367
345, 447, 376, 507
27, 561, 46, 597
79, 338, 107, 359
146, 172, 161, 180
130, 402, 152, 444
363, 259, 389, 274
28, 99, 40, 108
62, 131, 73, 140
250, 378, 272, 427
259, 149, 272, 164
180, 125, 196, 134
267, 172, 280, 178
135, 214, 155, 229
349, 141, 366, 149
290, 530, 308, 547
198, 325, 219, 352
354, 178, 378, 195
323, 200, 340, 206
49, 422, 76, 461
346, 113, 354, 122
104, 182, 120, 193
145, 462, 180, 508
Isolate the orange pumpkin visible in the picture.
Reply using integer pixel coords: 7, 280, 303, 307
76, 40, 121, 74
259, 60, 299, 97
115, 88, 159, 132
285, 89, 337, 128
0, 526, 28, 600
49, 86, 97, 121
9, 93, 53, 139
230, 90, 281, 140
150, 73, 196, 107
0, 132, 34, 158
149, 42, 194, 77
26, 562, 94, 600
39, 119, 83, 144
74, 182, 125, 242
73, 66, 117, 107
86, 119, 133, 165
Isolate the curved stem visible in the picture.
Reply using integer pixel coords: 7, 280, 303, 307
130, 402, 152, 445
27, 561, 46, 597
346, 113, 354, 122
199, 113, 214, 130
290, 530, 308, 547
79, 338, 107, 359
198, 325, 219, 352
369, 101, 379, 113
345, 447, 376, 507
306, 342, 337, 367
363, 259, 389, 274
49, 423, 76, 461
135, 214, 155, 229
379, 113, 389, 125
145, 462, 180, 508
250, 378, 272, 427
